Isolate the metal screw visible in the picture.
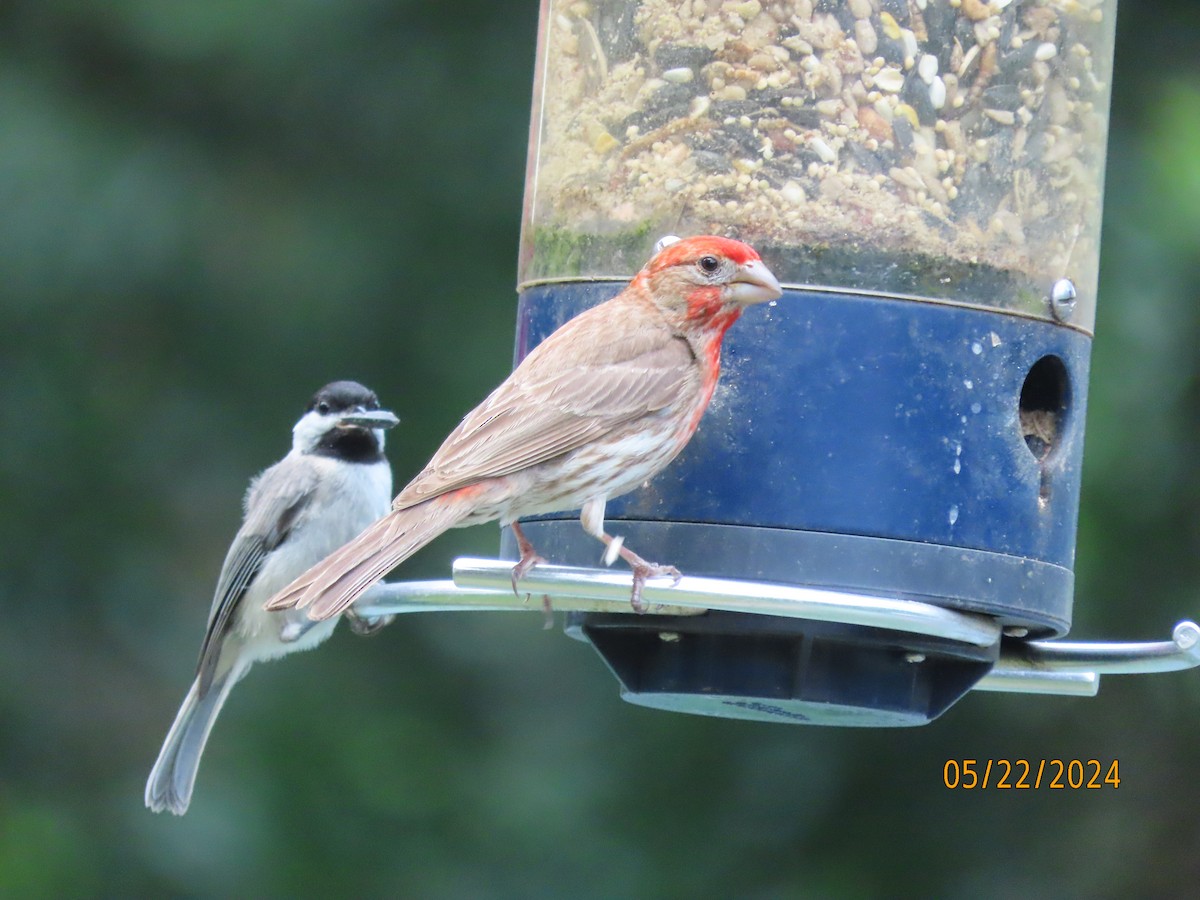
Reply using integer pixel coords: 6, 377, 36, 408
1049, 278, 1077, 322
904, 652, 926, 663
654, 234, 682, 254
1003, 626, 1030, 639
658, 631, 681, 643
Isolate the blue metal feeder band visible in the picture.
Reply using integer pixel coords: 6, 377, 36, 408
508, 282, 1090, 637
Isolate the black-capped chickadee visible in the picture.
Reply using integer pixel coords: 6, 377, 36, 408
145, 381, 398, 815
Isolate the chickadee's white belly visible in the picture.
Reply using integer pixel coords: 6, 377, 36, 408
233, 458, 392, 663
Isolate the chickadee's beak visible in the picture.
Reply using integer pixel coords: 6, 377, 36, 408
338, 409, 400, 430
728, 259, 783, 305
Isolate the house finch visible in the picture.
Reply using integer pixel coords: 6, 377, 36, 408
265, 235, 782, 620
146, 382, 398, 815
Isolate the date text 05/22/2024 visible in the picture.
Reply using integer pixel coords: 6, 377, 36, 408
943, 759, 1121, 790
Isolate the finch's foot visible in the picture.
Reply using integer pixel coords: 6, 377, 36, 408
624, 554, 682, 613
509, 522, 546, 597
345, 611, 395, 636
592, 530, 682, 612
510, 554, 546, 596
577, 501, 682, 611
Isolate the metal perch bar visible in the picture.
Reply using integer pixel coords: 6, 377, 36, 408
355, 579, 706, 617
973, 668, 1100, 697
996, 620, 1200, 675
367, 557, 1002, 647
353, 558, 1200, 697
974, 622, 1200, 695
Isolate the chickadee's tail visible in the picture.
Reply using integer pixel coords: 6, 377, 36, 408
265, 493, 476, 622
145, 669, 239, 815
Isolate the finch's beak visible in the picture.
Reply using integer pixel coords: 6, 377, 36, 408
728, 259, 783, 305
339, 409, 399, 430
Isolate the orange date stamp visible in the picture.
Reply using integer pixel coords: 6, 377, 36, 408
943, 759, 1120, 790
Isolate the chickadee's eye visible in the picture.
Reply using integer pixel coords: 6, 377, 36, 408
698, 255, 721, 274
317, 401, 331, 414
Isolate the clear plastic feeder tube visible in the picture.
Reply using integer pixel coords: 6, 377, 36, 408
520, 0, 1115, 332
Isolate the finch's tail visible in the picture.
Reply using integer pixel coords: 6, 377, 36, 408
265, 493, 476, 621
145, 667, 240, 815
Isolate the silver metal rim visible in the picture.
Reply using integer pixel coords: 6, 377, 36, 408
352, 557, 1200, 698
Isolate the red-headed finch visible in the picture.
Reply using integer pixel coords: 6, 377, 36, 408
265, 235, 782, 618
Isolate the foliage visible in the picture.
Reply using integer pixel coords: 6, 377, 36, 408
1, 1, 1199, 896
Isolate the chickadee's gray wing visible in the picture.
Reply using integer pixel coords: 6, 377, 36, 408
195, 460, 318, 691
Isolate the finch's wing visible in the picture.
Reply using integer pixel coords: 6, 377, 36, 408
396, 305, 695, 506
195, 461, 317, 690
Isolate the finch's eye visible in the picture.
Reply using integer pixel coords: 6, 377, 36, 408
698, 255, 721, 274
317, 401, 331, 414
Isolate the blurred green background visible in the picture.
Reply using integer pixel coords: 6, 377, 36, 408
2, 0, 1199, 896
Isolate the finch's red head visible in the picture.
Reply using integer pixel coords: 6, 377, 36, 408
635, 236, 783, 328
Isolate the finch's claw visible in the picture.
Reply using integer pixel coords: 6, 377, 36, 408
510, 554, 547, 597
509, 522, 547, 598
517, 590, 555, 628
627, 561, 682, 613
657, 564, 683, 585
630, 575, 649, 614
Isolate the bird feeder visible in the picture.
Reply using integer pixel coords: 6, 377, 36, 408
364, 0, 1200, 724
